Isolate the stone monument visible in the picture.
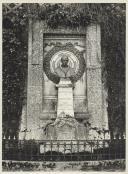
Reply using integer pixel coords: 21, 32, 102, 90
45, 53, 87, 140
47, 54, 85, 140
19, 19, 109, 141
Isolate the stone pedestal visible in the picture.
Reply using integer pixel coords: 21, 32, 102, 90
54, 115, 78, 140
46, 78, 87, 141
46, 113, 87, 141
56, 78, 74, 117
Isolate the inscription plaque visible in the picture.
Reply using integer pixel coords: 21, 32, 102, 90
56, 78, 74, 117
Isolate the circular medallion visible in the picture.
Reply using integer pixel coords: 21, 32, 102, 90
43, 44, 86, 84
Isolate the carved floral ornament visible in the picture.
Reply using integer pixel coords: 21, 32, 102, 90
43, 43, 86, 83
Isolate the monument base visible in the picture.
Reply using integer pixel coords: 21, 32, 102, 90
46, 112, 87, 140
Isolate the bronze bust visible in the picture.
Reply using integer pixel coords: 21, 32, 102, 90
55, 55, 75, 78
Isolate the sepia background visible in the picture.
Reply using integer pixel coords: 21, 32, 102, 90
2, 2, 126, 172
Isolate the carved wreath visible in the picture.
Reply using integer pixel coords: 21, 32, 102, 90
43, 43, 86, 84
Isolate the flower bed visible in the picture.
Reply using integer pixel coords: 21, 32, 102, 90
2, 159, 125, 171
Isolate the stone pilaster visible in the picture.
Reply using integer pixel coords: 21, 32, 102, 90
25, 19, 44, 139
86, 24, 108, 138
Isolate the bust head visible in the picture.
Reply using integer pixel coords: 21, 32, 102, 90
61, 55, 69, 67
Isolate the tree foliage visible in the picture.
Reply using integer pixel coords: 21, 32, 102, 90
3, 3, 125, 138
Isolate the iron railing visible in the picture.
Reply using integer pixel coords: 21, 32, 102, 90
2, 139, 125, 161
